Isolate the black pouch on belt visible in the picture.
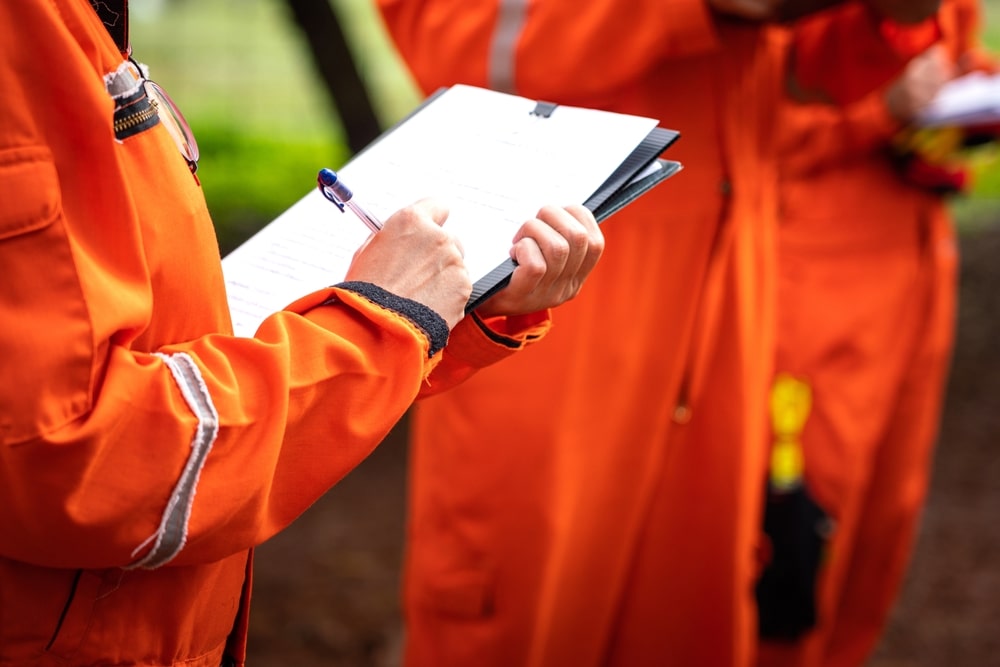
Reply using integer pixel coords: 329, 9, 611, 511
755, 483, 833, 641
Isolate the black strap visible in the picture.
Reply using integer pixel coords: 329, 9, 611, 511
90, 0, 130, 54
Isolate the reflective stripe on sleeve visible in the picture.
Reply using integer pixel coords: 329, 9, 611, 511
128, 352, 220, 569
488, 0, 530, 93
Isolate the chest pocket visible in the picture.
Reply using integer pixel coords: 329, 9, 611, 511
0, 146, 94, 445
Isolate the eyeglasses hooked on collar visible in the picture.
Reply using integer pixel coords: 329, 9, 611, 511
145, 78, 200, 175
129, 58, 200, 175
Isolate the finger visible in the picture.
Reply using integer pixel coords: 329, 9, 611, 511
534, 204, 604, 279
957, 51, 975, 76
452, 233, 465, 260
560, 203, 604, 275
506, 235, 547, 294
410, 197, 451, 227
513, 217, 571, 288
385, 197, 451, 229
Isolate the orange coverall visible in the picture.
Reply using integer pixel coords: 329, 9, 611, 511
0, 2, 552, 665
377, 1, 942, 665
377, 2, 937, 666
758, 3, 980, 667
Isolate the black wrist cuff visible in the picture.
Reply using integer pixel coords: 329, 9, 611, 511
333, 281, 450, 357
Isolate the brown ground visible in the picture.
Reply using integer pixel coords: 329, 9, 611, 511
246, 223, 1000, 667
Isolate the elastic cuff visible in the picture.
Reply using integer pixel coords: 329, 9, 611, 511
440, 309, 552, 368
333, 281, 450, 357
471, 310, 551, 345
470, 312, 522, 349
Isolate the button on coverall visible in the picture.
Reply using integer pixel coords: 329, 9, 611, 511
0, 2, 552, 665
758, 3, 979, 666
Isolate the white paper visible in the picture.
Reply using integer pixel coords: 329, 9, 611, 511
222, 84, 658, 337
917, 71, 1000, 127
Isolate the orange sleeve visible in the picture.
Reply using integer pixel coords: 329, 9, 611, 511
792, 1, 942, 106
0, 221, 542, 573
376, 0, 720, 102
787, 0, 999, 176
419, 310, 553, 396
779, 88, 901, 176
950, 0, 996, 72
0, 0, 544, 572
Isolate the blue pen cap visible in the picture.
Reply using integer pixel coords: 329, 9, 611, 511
318, 168, 353, 205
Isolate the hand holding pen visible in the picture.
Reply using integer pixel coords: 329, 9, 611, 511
317, 168, 383, 234
316, 167, 604, 327
319, 168, 471, 329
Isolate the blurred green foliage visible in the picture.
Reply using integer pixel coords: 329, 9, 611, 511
953, 0, 1000, 230
193, 121, 347, 255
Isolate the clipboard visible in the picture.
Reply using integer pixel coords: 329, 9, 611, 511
468, 140, 681, 310
353, 90, 681, 310
222, 84, 682, 335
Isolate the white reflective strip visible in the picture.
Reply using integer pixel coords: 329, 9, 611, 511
128, 352, 220, 570
488, 0, 530, 93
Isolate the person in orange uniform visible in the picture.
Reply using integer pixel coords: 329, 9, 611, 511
375, 1, 941, 666
756, 2, 992, 666
0, 2, 607, 666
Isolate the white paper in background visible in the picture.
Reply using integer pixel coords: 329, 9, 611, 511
222, 84, 659, 338
917, 71, 1000, 127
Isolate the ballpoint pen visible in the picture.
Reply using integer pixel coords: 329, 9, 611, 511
317, 167, 383, 234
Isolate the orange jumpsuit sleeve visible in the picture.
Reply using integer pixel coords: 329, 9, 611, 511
778, 89, 901, 177
791, 2, 943, 106
377, 0, 720, 101
948, 0, 995, 71
0, 262, 545, 572
0, 0, 549, 573
783, 0, 996, 179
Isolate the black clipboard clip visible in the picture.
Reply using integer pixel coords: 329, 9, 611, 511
530, 100, 558, 118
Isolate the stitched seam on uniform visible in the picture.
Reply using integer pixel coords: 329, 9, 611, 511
128, 352, 219, 570
488, 0, 530, 93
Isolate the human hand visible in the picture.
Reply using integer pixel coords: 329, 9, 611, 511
708, 0, 939, 23
864, 0, 940, 24
886, 44, 956, 123
344, 198, 471, 330
476, 204, 605, 318
707, 0, 781, 20
707, 0, 843, 22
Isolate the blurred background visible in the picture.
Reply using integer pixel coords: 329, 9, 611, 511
130, 1, 1000, 665
131, 0, 422, 255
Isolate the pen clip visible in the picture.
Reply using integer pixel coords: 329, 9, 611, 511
317, 168, 347, 212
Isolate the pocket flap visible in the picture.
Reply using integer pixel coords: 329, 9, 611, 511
0, 146, 60, 240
